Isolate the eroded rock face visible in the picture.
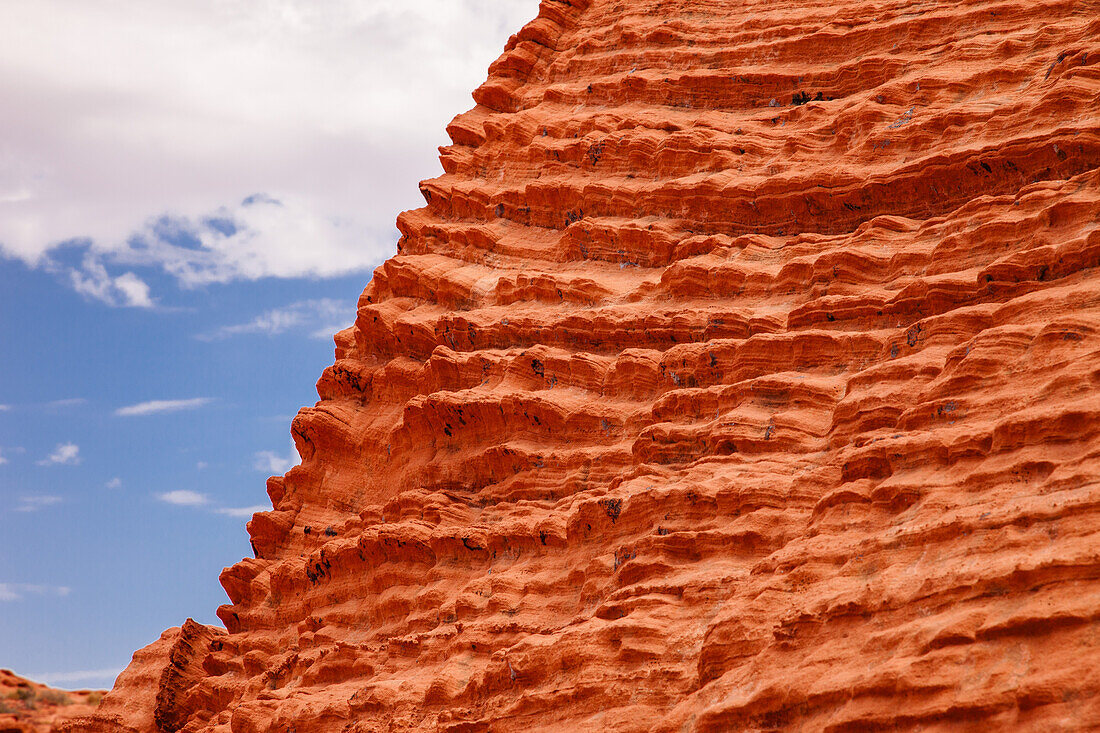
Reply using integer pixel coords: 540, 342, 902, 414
82, 0, 1100, 730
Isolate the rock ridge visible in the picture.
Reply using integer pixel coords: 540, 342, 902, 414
78, 0, 1100, 730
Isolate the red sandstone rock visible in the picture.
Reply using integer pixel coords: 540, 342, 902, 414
0, 669, 103, 733
79, 0, 1100, 730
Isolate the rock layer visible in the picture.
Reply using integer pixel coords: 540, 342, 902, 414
80, 0, 1100, 730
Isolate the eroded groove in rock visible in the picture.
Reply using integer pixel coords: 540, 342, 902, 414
78, 0, 1100, 730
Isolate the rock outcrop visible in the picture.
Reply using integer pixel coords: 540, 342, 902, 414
0, 669, 103, 733
79, 0, 1100, 730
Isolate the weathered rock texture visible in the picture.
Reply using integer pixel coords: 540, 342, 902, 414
0, 669, 103, 732
79, 0, 1100, 730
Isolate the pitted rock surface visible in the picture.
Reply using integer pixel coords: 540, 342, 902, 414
76, 0, 1100, 730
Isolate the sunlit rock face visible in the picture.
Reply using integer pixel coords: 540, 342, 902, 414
73, 0, 1100, 730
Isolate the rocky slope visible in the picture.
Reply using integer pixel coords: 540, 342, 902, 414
0, 669, 103, 733
75, 0, 1100, 730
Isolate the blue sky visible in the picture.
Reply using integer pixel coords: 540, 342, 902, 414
0, 0, 538, 690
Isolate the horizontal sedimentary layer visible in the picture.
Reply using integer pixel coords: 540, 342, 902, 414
83, 0, 1100, 731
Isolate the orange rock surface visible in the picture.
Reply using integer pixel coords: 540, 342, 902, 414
0, 669, 103, 732
77, 0, 1100, 730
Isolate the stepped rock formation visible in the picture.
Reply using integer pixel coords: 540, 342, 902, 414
75, 0, 1100, 730
0, 669, 103, 732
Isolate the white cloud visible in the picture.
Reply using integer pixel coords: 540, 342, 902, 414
105, 477, 122, 489
37, 442, 80, 465
45, 398, 86, 409
24, 668, 122, 686
15, 495, 63, 512
254, 443, 300, 474
115, 397, 211, 416
70, 254, 154, 307
216, 505, 269, 518
113, 271, 154, 308
0, 404, 9, 411
0, 0, 542, 297
198, 298, 349, 341
158, 490, 266, 517
157, 489, 208, 506
196, 461, 208, 470
0, 583, 71, 601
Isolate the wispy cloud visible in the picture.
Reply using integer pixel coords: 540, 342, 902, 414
70, 254, 154, 308
253, 443, 300, 474
156, 490, 208, 506
46, 398, 87, 409
158, 491, 267, 518
216, 505, 268, 518
197, 298, 349, 341
0, 404, 9, 411
15, 495, 63, 512
105, 477, 122, 489
37, 442, 80, 466
24, 668, 122, 686
115, 397, 212, 417
0, 583, 71, 601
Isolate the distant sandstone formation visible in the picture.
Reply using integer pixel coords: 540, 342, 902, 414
73, 0, 1100, 730
0, 669, 102, 732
